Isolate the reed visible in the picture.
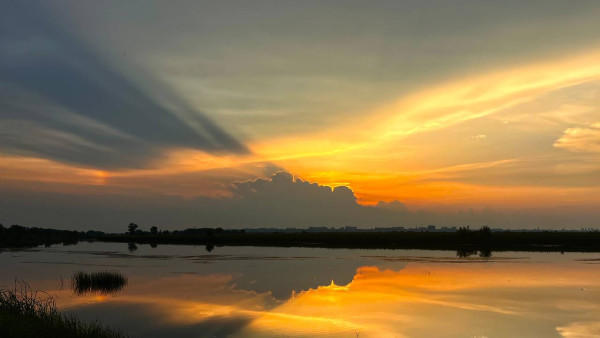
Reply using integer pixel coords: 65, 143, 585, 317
0, 281, 126, 338
72, 271, 128, 295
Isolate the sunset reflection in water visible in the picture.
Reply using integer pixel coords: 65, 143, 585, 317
2, 244, 599, 338
54, 260, 600, 337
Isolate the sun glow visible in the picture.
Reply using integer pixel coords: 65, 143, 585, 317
245, 48, 600, 206
3, 49, 600, 210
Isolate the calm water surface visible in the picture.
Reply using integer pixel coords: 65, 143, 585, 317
1, 242, 599, 337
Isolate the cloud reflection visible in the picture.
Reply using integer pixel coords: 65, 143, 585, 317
52, 260, 600, 338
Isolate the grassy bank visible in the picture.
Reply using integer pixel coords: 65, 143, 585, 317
0, 283, 126, 338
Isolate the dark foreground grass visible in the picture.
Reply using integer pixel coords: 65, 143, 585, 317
72, 271, 128, 295
0, 282, 126, 338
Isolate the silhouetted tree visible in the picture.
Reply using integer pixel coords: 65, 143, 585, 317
127, 222, 138, 235
479, 226, 491, 236
150, 226, 158, 235
457, 226, 471, 235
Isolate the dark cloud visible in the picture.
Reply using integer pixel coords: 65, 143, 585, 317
69, 303, 251, 338
376, 200, 409, 212
0, 2, 248, 169
1, 171, 598, 231
228, 172, 359, 225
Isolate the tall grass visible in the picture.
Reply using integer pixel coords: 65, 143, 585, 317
0, 281, 126, 338
72, 271, 128, 295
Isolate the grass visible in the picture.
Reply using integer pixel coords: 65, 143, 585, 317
72, 271, 128, 296
0, 281, 126, 338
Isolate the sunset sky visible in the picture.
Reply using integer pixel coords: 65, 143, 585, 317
1, 1, 599, 230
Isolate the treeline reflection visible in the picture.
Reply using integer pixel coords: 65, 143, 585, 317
128, 241, 493, 257
456, 247, 492, 258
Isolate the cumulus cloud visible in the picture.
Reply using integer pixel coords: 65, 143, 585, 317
0, 2, 247, 169
233, 171, 357, 207
376, 200, 409, 212
554, 123, 600, 153
219, 172, 361, 227
1, 171, 598, 231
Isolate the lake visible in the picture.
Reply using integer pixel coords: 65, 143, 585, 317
1, 242, 599, 337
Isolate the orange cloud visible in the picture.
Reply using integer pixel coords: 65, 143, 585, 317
554, 123, 600, 153
247, 49, 600, 208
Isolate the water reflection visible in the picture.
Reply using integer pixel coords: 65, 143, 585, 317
456, 247, 492, 258
67, 263, 600, 337
66, 261, 600, 337
243, 264, 600, 337
1, 243, 599, 337
127, 243, 138, 252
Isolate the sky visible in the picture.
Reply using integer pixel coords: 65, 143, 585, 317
1, 1, 599, 231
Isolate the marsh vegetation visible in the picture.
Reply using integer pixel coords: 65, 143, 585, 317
71, 271, 128, 296
0, 282, 126, 338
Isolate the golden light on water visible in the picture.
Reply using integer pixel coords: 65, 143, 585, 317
46, 259, 600, 337
4, 3, 600, 337
246, 263, 600, 337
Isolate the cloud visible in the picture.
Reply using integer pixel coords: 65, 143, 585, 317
0, 3, 248, 169
232, 171, 357, 207
554, 123, 600, 153
1, 171, 598, 231
467, 134, 487, 142
376, 200, 409, 212
418, 156, 600, 188
71, 303, 252, 338
556, 321, 600, 338
219, 171, 362, 227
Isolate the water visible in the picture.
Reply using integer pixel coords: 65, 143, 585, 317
1, 242, 599, 337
